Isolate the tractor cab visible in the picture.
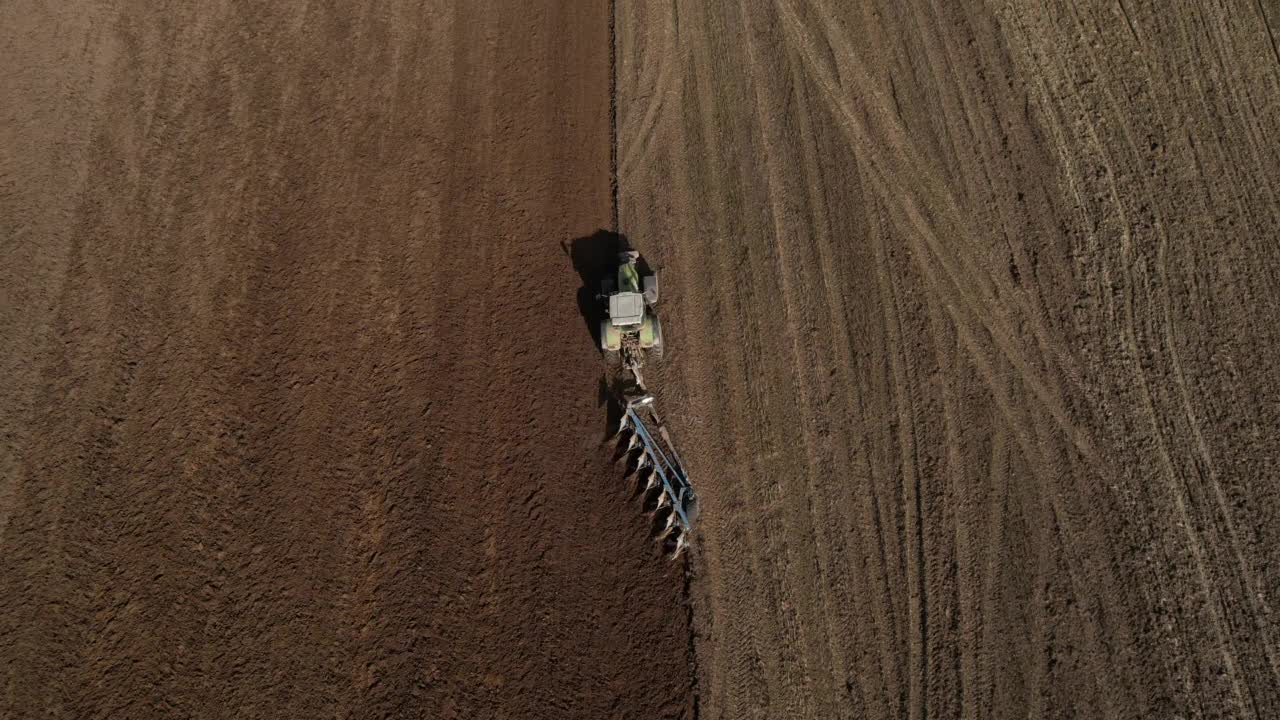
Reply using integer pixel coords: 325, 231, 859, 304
609, 291, 646, 328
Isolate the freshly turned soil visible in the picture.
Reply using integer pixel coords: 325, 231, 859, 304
0, 2, 692, 718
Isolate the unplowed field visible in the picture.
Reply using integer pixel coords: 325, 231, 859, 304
5, 1, 1280, 719
617, 1, 1280, 718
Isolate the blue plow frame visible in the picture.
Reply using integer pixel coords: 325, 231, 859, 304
623, 404, 697, 533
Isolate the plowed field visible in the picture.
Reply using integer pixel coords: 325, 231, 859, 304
1, 2, 690, 718
5, 1, 1280, 719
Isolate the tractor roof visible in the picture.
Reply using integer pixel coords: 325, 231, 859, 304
609, 292, 645, 327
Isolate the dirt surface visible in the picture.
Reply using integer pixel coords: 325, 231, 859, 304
7, 1, 1280, 718
1, 2, 692, 718
616, 1, 1280, 719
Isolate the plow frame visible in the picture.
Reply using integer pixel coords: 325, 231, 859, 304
619, 395, 698, 538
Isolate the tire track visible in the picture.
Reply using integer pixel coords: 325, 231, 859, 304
774, 0, 1101, 468
736, 5, 851, 715
780, 0, 1175, 712
673, 4, 786, 714
615, 1, 1280, 717
783, 34, 884, 720
1002, 4, 1280, 710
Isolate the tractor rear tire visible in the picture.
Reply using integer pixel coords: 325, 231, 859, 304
649, 316, 664, 361
601, 318, 624, 356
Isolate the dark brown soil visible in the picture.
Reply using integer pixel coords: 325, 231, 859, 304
0, 2, 691, 718
8, 1, 1280, 719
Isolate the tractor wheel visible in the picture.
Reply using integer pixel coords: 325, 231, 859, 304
648, 315, 664, 361
601, 318, 622, 353
683, 493, 700, 525
599, 319, 619, 368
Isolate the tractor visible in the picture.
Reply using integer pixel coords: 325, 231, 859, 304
600, 250, 662, 381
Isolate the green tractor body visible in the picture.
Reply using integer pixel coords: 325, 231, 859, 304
600, 251, 662, 373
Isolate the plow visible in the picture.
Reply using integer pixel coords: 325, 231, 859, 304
598, 249, 699, 556
615, 390, 699, 555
